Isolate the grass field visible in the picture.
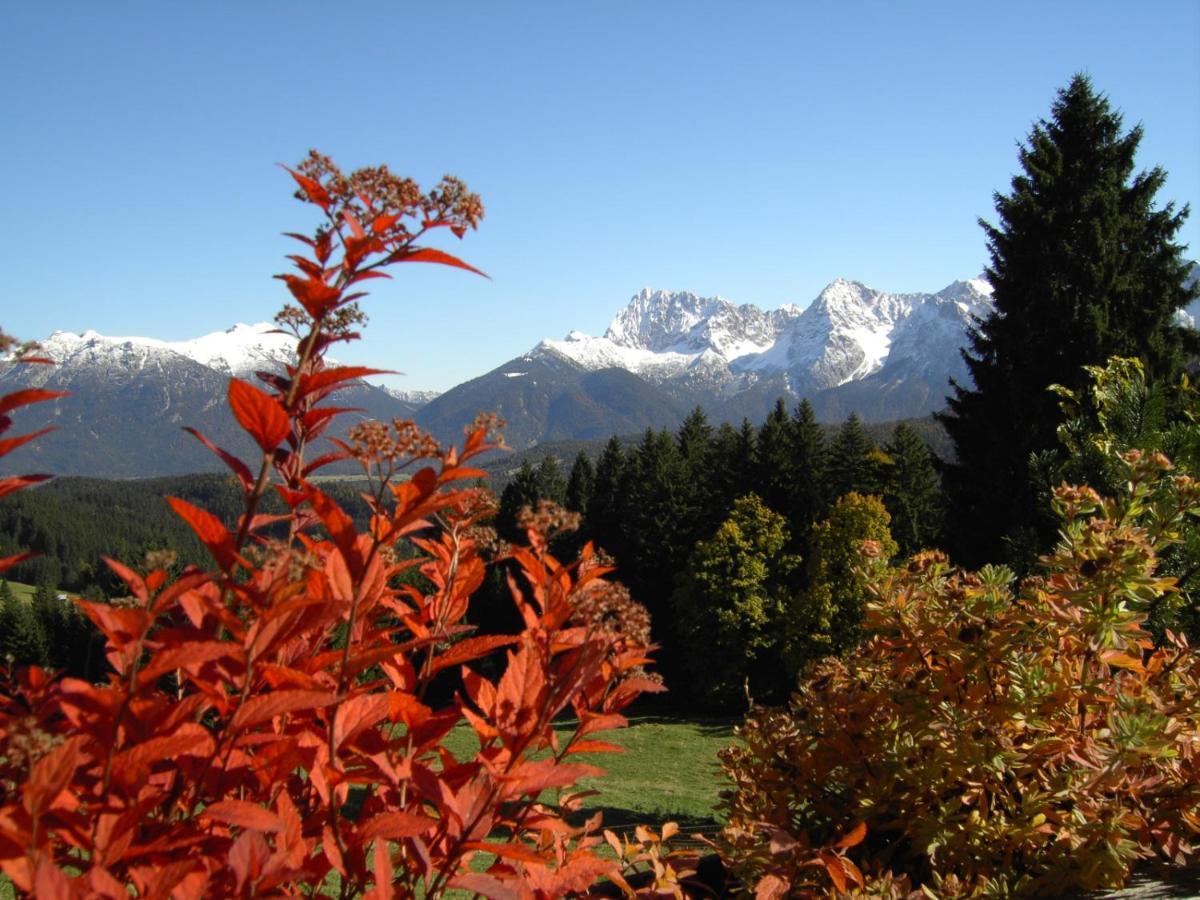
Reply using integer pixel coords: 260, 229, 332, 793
443, 715, 736, 833
0, 580, 36, 603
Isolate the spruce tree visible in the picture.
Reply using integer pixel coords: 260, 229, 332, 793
940, 74, 1198, 565
880, 423, 944, 557
585, 437, 628, 558
534, 455, 566, 505
755, 398, 795, 517
786, 399, 828, 542
825, 413, 878, 501
564, 452, 595, 515
496, 460, 541, 543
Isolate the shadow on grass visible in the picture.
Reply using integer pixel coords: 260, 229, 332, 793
622, 714, 738, 738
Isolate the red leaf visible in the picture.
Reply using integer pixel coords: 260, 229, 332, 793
230, 689, 339, 731
371, 212, 402, 234
306, 487, 358, 569
564, 740, 623, 755
398, 247, 489, 278
281, 165, 331, 210
275, 274, 342, 319
0, 426, 54, 459
333, 693, 391, 751
112, 723, 215, 778
203, 800, 283, 832
0, 550, 35, 574
34, 858, 73, 900
429, 634, 519, 675
0, 473, 51, 500
461, 840, 545, 864
356, 811, 435, 841
166, 496, 237, 571
500, 760, 605, 798
137, 640, 241, 685
448, 874, 520, 900
182, 427, 253, 491
299, 366, 389, 397
228, 379, 290, 452
0, 388, 68, 417
834, 820, 867, 850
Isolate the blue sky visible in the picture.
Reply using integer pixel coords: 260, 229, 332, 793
3, 1, 1198, 391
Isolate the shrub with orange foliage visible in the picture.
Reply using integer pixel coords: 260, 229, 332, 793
0, 156, 686, 898
721, 450, 1200, 897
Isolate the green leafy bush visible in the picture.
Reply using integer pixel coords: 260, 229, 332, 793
720, 450, 1200, 897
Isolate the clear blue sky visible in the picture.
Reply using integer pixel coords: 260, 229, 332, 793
3, 1, 1198, 391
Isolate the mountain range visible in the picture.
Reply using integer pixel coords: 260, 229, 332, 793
415, 277, 996, 446
0, 324, 419, 477
5, 269, 1198, 474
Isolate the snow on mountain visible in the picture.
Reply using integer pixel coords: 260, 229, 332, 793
533, 277, 995, 404
36, 322, 300, 378
381, 387, 442, 406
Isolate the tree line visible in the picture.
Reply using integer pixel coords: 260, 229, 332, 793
493, 402, 942, 705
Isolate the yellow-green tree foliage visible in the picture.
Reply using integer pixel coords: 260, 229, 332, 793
672, 493, 800, 707
789, 492, 897, 669
721, 451, 1200, 897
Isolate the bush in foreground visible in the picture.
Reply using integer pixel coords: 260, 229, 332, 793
0, 156, 691, 897
721, 449, 1200, 897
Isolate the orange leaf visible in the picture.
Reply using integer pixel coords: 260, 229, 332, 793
429, 634, 519, 674
281, 166, 331, 210
0, 550, 35, 574
182, 427, 253, 491
167, 496, 237, 571
461, 840, 545, 864
448, 874, 520, 900
333, 693, 391, 751
398, 247, 489, 278
356, 811, 435, 841
228, 379, 290, 452
0, 388, 68, 417
203, 800, 283, 832
230, 689, 338, 731
0, 473, 51, 500
834, 820, 867, 849
820, 851, 848, 893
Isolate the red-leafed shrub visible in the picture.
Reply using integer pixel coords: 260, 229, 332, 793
0, 155, 686, 897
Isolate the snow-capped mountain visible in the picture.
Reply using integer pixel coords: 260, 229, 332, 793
413, 276, 1000, 449
0, 323, 418, 477
36, 322, 300, 379
382, 387, 442, 406
531, 277, 994, 417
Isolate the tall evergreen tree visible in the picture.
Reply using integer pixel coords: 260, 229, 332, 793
497, 460, 541, 543
786, 399, 828, 542
939, 74, 1198, 565
755, 398, 795, 516
707, 422, 748, 522
585, 437, 628, 558
676, 407, 718, 543
880, 423, 944, 557
825, 413, 878, 501
564, 452, 595, 515
534, 455, 566, 505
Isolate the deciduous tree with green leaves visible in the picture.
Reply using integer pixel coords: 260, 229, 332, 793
671, 493, 800, 708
